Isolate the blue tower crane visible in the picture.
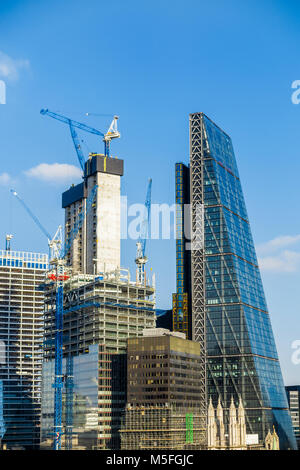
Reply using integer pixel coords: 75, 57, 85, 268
135, 178, 152, 285
40, 109, 120, 171
49, 183, 98, 450
10, 189, 62, 261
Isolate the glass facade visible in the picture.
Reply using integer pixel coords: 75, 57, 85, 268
41, 344, 127, 450
0, 380, 5, 442
41, 345, 100, 450
173, 163, 192, 338
200, 113, 297, 450
174, 113, 297, 449
156, 309, 173, 330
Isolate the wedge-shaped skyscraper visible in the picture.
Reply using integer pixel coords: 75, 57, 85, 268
173, 113, 296, 449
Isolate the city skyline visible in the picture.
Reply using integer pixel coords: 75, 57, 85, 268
0, 0, 299, 389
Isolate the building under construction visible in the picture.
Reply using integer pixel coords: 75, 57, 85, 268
120, 329, 206, 449
62, 153, 123, 275
40, 268, 156, 449
40, 146, 157, 449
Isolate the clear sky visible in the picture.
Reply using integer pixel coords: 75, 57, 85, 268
0, 0, 299, 385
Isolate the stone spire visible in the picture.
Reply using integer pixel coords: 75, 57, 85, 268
216, 397, 225, 448
207, 397, 217, 449
229, 396, 239, 448
237, 396, 246, 449
265, 429, 273, 450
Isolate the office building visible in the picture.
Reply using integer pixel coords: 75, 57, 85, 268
172, 112, 297, 449
173, 163, 192, 339
120, 328, 206, 449
62, 154, 124, 275
286, 386, 300, 449
0, 249, 48, 449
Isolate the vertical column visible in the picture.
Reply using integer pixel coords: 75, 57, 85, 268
189, 112, 207, 444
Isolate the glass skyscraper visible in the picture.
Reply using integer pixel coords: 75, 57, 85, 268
173, 112, 297, 450
173, 163, 192, 338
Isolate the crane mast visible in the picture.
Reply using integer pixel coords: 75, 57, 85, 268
135, 178, 152, 286
48, 183, 98, 450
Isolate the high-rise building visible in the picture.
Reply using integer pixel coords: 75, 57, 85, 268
0, 249, 48, 449
173, 163, 192, 339
62, 154, 123, 275
173, 112, 297, 450
120, 328, 206, 449
40, 271, 156, 450
285, 386, 300, 449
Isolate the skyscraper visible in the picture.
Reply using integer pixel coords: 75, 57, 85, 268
173, 163, 192, 339
0, 249, 48, 449
173, 112, 297, 450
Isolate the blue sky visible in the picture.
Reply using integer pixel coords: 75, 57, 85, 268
0, 0, 299, 384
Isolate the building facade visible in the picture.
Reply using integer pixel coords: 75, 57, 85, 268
120, 329, 206, 449
156, 309, 172, 330
62, 154, 124, 275
0, 380, 5, 447
172, 163, 192, 339
0, 249, 48, 449
40, 271, 156, 450
173, 112, 297, 449
286, 386, 300, 449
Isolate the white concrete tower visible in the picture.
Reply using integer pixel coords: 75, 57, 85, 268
62, 154, 124, 275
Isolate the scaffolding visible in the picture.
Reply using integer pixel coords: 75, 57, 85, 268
120, 405, 204, 450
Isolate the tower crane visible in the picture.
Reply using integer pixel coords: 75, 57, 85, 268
135, 178, 152, 286
10, 189, 62, 260
48, 183, 97, 450
11, 185, 98, 450
40, 109, 120, 172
